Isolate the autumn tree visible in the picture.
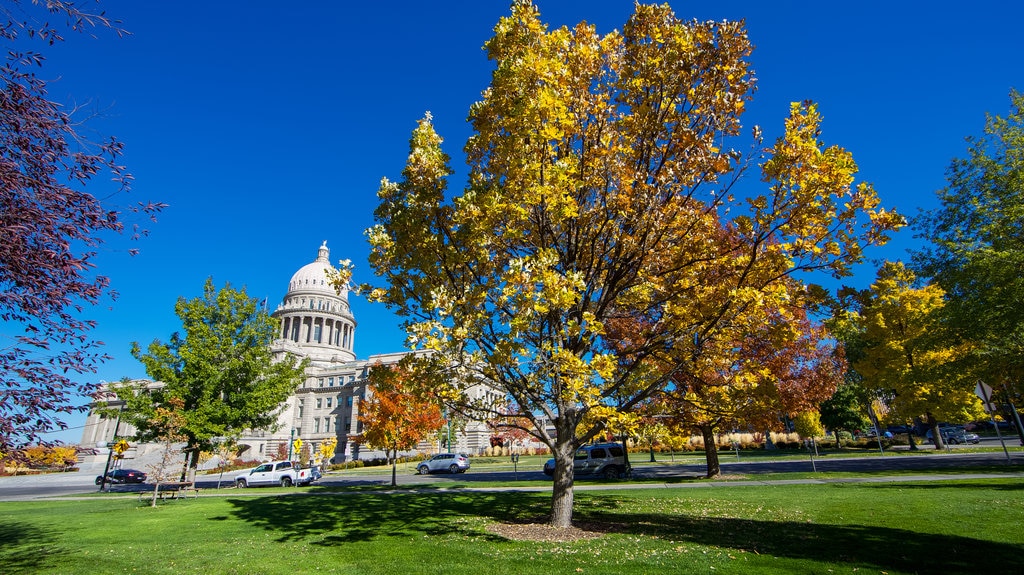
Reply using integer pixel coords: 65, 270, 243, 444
317, 436, 338, 466
359, 362, 444, 486
487, 409, 535, 453
658, 302, 844, 477
355, 2, 900, 527
0, 1, 164, 452
633, 413, 672, 463
145, 397, 187, 507
846, 262, 984, 448
113, 279, 305, 476
913, 91, 1024, 436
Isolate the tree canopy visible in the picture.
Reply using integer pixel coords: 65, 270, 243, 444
358, 362, 444, 486
842, 262, 983, 447
355, 1, 900, 527
113, 279, 305, 470
913, 90, 1024, 396
0, 0, 164, 451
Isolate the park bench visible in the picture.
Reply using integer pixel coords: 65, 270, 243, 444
137, 481, 198, 502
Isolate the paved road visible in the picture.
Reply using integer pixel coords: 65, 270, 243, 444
2, 447, 1021, 501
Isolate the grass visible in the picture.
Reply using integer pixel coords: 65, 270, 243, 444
2, 477, 1022, 574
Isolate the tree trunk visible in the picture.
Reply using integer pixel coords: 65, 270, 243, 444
701, 424, 721, 478
648, 441, 656, 462
549, 433, 577, 528
833, 430, 842, 450
926, 412, 944, 449
389, 446, 397, 487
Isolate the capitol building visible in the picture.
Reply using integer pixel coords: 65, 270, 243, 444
81, 242, 495, 463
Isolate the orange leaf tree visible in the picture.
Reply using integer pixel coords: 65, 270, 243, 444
359, 363, 444, 486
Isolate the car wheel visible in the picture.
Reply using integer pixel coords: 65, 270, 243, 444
236, 478, 247, 488
603, 466, 620, 480
448, 464, 459, 474
417, 465, 429, 475
95, 476, 103, 486
949, 438, 959, 445
280, 477, 293, 487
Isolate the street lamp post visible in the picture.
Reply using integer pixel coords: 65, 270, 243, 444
98, 405, 123, 492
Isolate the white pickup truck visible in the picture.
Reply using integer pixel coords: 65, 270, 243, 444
234, 461, 317, 487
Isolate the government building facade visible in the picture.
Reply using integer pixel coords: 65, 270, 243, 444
81, 242, 495, 463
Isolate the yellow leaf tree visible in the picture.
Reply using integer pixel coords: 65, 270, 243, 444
850, 261, 984, 448
355, 2, 899, 528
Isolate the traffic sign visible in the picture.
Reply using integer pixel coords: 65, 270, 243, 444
974, 381, 997, 413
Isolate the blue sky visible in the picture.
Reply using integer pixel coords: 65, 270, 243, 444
32, 1, 1022, 443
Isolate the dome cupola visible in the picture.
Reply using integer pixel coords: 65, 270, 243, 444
272, 241, 356, 364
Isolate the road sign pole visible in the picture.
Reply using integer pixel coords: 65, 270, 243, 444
976, 381, 1011, 464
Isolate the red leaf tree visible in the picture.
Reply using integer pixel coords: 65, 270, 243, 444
358, 362, 444, 486
0, 1, 164, 451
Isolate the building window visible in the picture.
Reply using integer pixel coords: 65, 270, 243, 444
346, 396, 353, 407
328, 377, 334, 386
324, 417, 331, 433
326, 398, 332, 408
318, 378, 324, 388
314, 419, 320, 433
316, 398, 322, 409
314, 324, 322, 343
298, 400, 304, 419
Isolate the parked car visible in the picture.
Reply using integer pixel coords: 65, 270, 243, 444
967, 420, 1014, 432
95, 468, 147, 485
235, 460, 303, 487
543, 443, 630, 479
926, 427, 981, 445
299, 460, 319, 482
416, 453, 470, 474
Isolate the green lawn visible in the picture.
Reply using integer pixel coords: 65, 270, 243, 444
3, 478, 1022, 574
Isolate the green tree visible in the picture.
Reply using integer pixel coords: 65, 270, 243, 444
913, 90, 1024, 427
819, 381, 869, 448
114, 278, 305, 475
354, 2, 899, 528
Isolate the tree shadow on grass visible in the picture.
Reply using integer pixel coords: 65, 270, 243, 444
861, 480, 1024, 492
0, 521, 59, 573
577, 495, 1024, 574
226, 490, 1023, 573
225, 491, 550, 544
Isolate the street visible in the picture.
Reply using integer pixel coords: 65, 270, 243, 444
1, 445, 1021, 501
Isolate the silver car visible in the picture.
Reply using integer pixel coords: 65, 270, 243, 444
416, 453, 470, 474
543, 443, 630, 479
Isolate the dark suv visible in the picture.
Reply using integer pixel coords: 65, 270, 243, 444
543, 443, 630, 479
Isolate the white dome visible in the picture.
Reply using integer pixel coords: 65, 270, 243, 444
287, 241, 347, 297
